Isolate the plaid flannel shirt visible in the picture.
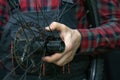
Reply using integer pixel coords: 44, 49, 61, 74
0, 0, 120, 53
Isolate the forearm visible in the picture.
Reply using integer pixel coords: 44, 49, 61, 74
78, 0, 120, 53
79, 22, 120, 53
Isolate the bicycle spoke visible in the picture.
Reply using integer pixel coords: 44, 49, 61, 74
3, 43, 43, 80
1, 0, 79, 80
35, 0, 55, 37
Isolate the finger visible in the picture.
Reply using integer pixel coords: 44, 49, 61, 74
54, 51, 74, 66
42, 53, 62, 63
55, 55, 73, 66
45, 22, 66, 31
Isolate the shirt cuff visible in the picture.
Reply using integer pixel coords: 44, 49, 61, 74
78, 29, 98, 53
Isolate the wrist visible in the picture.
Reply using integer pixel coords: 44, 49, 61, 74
74, 29, 81, 52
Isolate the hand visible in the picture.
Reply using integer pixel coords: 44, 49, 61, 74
43, 22, 81, 66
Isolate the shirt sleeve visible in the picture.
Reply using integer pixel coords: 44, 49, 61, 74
0, 0, 9, 37
78, 0, 120, 53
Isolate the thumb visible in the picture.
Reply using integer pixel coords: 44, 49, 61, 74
45, 22, 66, 32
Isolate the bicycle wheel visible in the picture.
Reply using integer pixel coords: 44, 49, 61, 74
0, 0, 104, 80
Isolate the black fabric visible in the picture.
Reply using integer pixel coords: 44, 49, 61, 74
7, 0, 19, 11
0, 68, 6, 79
7, 55, 89, 80
104, 50, 120, 80
58, 1, 78, 29
84, 0, 100, 28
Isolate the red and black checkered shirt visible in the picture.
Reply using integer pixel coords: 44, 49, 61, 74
0, 0, 120, 53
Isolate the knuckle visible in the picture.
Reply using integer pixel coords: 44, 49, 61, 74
51, 22, 57, 26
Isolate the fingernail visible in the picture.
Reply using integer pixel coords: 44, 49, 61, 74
45, 27, 49, 30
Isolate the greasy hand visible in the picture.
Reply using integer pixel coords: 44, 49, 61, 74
43, 22, 81, 66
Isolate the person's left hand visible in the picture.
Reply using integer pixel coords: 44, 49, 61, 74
42, 22, 81, 66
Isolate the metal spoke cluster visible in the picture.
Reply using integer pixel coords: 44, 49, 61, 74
1, 0, 80, 80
